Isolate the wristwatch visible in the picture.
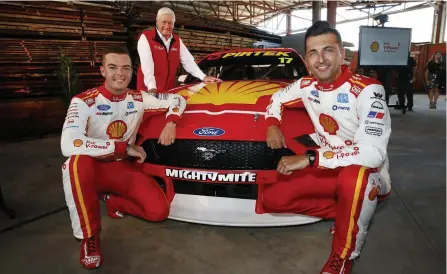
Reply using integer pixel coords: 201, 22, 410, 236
305, 150, 316, 166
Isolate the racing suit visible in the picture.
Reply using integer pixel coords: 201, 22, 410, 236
263, 65, 392, 261
61, 84, 186, 239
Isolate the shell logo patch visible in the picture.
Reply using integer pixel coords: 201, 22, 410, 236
370, 41, 379, 52
107, 120, 127, 139
368, 186, 379, 201
176, 81, 283, 105
323, 151, 335, 159
73, 139, 83, 147
319, 114, 339, 135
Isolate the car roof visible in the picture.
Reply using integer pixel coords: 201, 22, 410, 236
198, 47, 304, 63
206, 47, 299, 55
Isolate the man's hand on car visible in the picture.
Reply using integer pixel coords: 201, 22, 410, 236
203, 76, 221, 84
126, 144, 147, 163
277, 155, 310, 175
267, 125, 287, 149
158, 121, 176, 146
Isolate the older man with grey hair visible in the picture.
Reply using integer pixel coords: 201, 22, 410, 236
137, 7, 219, 93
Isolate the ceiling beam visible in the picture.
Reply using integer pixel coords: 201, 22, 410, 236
239, 2, 311, 21
189, 1, 200, 16
207, 2, 219, 17
276, 2, 432, 35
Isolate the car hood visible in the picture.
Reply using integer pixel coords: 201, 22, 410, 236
170, 80, 290, 112
137, 79, 313, 145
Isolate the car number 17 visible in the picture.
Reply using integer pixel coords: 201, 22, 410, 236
278, 57, 293, 64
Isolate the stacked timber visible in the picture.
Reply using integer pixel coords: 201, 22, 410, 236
0, 1, 126, 140
0, 38, 125, 99
0, 1, 127, 100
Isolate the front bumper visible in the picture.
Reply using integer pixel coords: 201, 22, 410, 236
141, 163, 322, 226
169, 194, 321, 227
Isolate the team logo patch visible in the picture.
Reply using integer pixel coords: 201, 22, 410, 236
97, 104, 111, 111
332, 105, 350, 111
73, 139, 83, 147
300, 78, 313, 88
350, 85, 362, 96
319, 114, 339, 135
365, 126, 383, 136
107, 120, 127, 139
371, 101, 384, 110
311, 90, 319, 97
127, 102, 135, 109
323, 151, 335, 159
367, 111, 384, 119
337, 93, 349, 103
368, 186, 379, 200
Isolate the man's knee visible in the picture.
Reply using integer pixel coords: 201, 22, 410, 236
262, 184, 290, 211
138, 174, 171, 221
63, 155, 95, 169
150, 204, 170, 222
62, 155, 95, 185
337, 165, 371, 196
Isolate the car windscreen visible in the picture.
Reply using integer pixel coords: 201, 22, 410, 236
184, 50, 308, 83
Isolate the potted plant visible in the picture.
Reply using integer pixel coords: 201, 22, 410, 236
57, 50, 80, 107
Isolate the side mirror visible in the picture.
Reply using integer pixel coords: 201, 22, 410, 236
178, 75, 187, 83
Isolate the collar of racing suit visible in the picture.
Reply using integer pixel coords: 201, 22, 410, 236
314, 64, 352, 92
98, 83, 130, 102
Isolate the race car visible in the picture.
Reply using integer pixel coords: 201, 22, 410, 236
136, 48, 322, 226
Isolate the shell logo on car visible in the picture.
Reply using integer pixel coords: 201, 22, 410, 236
176, 81, 283, 105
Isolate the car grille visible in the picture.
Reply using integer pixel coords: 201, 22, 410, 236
141, 139, 295, 170
154, 177, 258, 200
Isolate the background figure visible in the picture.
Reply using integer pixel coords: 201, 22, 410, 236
396, 53, 416, 111
375, 67, 393, 105
136, 7, 219, 93
425, 52, 444, 108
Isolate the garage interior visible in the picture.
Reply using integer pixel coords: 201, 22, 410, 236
0, 1, 445, 273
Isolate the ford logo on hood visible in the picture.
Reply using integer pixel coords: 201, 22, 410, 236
97, 104, 111, 111
193, 127, 225, 137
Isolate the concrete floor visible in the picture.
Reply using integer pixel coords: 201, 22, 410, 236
0, 94, 445, 274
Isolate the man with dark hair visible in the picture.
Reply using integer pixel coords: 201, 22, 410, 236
396, 53, 416, 111
264, 21, 391, 274
61, 46, 187, 269
101, 46, 130, 66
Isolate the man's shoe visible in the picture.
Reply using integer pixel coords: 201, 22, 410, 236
102, 194, 124, 219
80, 236, 102, 269
321, 251, 353, 274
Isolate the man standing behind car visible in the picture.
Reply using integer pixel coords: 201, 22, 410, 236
396, 53, 416, 111
61, 46, 186, 270
263, 21, 392, 274
136, 7, 219, 93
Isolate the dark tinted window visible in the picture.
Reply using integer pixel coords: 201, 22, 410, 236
184, 50, 308, 83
